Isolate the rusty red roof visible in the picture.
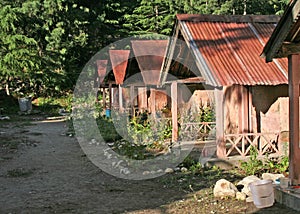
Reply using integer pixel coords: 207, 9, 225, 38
176, 14, 288, 86
131, 40, 168, 85
109, 50, 130, 84
96, 60, 108, 84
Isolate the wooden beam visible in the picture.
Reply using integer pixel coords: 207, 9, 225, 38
288, 54, 300, 185
171, 82, 178, 142
164, 77, 205, 84
280, 42, 300, 57
215, 88, 225, 158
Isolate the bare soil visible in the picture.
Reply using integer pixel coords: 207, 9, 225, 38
0, 116, 297, 213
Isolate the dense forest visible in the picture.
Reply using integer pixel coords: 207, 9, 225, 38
0, 0, 289, 97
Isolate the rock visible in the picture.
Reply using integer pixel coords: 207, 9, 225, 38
165, 168, 174, 173
143, 171, 150, 175
236, 192, 246, 201
213, 179, 238, 198
262, 173, 284, 183
181, 167, 188, 172
237, 175, 260, 196
0, 116, 10, 120
246, 196, 253, 203
174, 167, 181, 172
156, 169, 163, 173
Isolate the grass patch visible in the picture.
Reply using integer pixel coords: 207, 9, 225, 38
32, 95, 72, 116
7, 168, 34, 177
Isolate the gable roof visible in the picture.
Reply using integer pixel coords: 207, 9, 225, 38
262, 0, 300, 61
168, 14, 288, 87
131, 40, 168, 85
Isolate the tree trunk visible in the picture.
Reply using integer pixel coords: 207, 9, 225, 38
5, 83, 10, 96
243, 0, 247, 15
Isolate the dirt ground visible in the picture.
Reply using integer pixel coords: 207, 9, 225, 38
0, 116, 297, 213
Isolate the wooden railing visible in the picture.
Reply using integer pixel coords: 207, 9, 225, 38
180, 122, 216, 141
224, 132, 280, 157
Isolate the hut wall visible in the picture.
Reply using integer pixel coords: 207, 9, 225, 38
223, 84, 289, 135
251, 85, 289, 134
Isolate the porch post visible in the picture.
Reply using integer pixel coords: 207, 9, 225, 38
288, 54, 300, 185
119, 84, 123, 112
171, 82, 178, 142
109, 83, 112, 110
239, 86, 249, 133
102, 87, 106, 110
130, 85, 135, 116
137, 87, 147, 112
150, 88, 156, 115
215, 88, 225, 158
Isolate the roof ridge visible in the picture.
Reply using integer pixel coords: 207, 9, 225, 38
176, 14, 280, 24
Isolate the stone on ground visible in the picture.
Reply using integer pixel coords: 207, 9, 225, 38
237, 175, 260, 196
213, 179, 238, 198
236, 192, 247, 200
262, 173, 284, 182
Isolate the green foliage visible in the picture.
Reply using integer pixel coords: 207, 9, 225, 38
127, 112, 172, 146
0, 0, 289, 97
33, 95, 73, 114
125, 0, 289, 35
240, 146, 264, 175
96, 116, 121, 142
265, 155, 289, 174
111, 140, 149, 160
180, 156, 203, 174
240, 146, 289, 176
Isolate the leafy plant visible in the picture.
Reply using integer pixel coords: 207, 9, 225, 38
180, 156, 203, 174
240, 145, 289, 176
96, 116, 121, 142
240, 146, 264, 176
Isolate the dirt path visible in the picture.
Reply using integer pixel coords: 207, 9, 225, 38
0, 117, 297, 213
0, 118, 184, 213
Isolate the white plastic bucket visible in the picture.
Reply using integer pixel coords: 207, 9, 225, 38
249, 179, 274, 208
18, 97, 32, 112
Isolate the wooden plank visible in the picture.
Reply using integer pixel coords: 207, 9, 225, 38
215, 88, 226, 158
288, 54, 300, 185
171, 82, 178, 142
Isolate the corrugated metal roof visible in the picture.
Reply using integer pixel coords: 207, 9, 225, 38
176, 14, 288, 86
131, 40, 168, 85
109, 50, 130, 85
96, 60, 108, 84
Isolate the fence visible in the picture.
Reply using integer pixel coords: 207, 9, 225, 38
223, 132, 280, 157
180, 122, 216, 141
